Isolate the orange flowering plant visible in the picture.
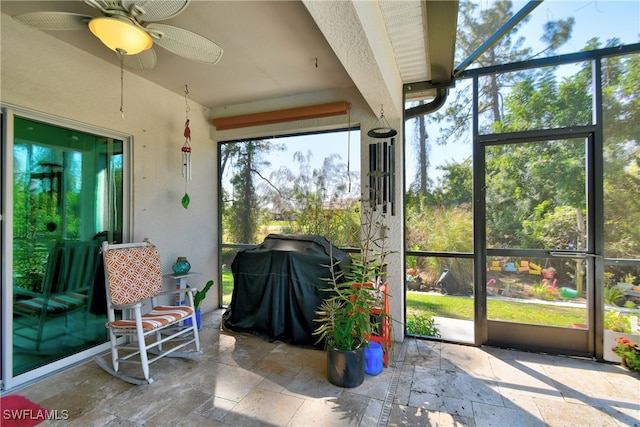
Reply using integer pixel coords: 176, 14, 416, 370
611, 337, 640, 371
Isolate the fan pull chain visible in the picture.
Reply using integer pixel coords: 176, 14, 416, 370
184, 85, 191, 119
117, 48, 125, 119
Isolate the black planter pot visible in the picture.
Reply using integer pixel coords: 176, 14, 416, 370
327, 346, 365, 388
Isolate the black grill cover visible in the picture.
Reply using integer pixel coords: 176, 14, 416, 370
222, 234, 351, 347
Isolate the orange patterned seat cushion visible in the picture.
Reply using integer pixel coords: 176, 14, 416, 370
110, 305, 194, 330
105, 245, 163, 305
14, 292, 87, 314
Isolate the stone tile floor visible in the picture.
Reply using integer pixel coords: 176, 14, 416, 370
5, 309, 639, 426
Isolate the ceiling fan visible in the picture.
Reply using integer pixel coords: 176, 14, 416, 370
12, 0, 223, 70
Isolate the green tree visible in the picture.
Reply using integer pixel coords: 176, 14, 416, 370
221, 140, 276, 244
406, 0, 575, 257
431, 158, 473, 207
268, 149, 360, 247
600, 48, 640, 258
429, 0, 574, 143
486, 40, 640, 289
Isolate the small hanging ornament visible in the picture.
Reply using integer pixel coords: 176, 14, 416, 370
181, 85, 192, 209
182, 120, 192, 181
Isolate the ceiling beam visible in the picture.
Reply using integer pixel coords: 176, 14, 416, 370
425, 0, 459, 84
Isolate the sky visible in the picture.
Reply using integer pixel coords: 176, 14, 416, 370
220, 129, 363, 199
517, 0, 639, 54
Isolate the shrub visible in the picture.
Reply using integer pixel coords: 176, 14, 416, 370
406, 314, 441, 337
604, 310, 631, 333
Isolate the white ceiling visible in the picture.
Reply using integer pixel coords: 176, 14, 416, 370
1, 0, 458, 118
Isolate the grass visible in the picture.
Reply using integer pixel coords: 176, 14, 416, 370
406, 292, 587, 327
222, 267, 587, 329
222, 269, 234, 306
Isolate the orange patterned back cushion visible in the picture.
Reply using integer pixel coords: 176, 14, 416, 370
105, 245, 163, 305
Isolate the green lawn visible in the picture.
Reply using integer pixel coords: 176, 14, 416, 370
406, 292, 587, 327
222, 270, 233, 306
222, 270, 586, 329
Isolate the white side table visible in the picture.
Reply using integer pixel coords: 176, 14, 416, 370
165, 272, 201, 305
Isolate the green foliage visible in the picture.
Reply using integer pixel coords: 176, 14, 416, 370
220, 140, 277, 244
604, 272, 616, 287
12, 238, 49, 293
611, 336, 640, 371
188, 280, 215, 310
406, 250, 419, 270
405, 198, 473, 283
314, 199, 391, 351
406, 314, 441, 337
604, 285, 624, 306
407, 9, 639, 273
220, 138, 361, 247
604, 310, 631, 333
12, 130, 124, 291
314, 284, 378, 351
268, 149, 361, 248
529, 282, 559, 301
406, 198, 473, 253
428, 0, 574, 144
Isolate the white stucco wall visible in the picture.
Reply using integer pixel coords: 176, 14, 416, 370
1, 13, 218, 310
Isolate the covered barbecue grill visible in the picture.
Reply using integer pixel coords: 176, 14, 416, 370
222, 234, 351, 347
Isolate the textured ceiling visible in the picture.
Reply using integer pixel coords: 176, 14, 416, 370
1, 0, 458, 116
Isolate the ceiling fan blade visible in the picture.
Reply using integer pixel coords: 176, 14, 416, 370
146, 23, 223, 64
122, 0, 189, 22
120, 47, 157, 69
13, 12, 91, 31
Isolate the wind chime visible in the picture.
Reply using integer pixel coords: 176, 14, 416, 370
181, 85, 192, 209
367, 104, 397, 215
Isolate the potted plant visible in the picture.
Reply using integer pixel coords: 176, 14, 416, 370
611, 336, 640, 371
603, 309, 639, 363
185, 279, 214, 329
314, 199, 392, 387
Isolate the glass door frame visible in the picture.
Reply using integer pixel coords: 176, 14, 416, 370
470, 61, 605, 356
475, 129, 601, 357
1, 104, 133, 391
478, 127, 602, 356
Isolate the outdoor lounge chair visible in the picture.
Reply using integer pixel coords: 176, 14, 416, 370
94, 240, 201, 385
13, 240, 101, 352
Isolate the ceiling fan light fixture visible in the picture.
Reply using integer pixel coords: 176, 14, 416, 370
88, 16, 152, 55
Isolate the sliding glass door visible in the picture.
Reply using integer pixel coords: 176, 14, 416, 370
2, 109, 129, 390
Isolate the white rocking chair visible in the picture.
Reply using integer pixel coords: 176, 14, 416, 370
94, 240, 201, 384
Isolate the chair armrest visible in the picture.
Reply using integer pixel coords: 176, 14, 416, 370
157, 288, 198, 297
13, 285, 40, 299
111, 302, 143, 310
